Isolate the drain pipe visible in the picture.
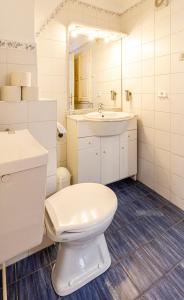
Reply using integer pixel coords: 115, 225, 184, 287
2, 263, 7, 300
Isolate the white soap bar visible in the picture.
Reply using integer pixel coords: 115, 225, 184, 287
22, 86, 39, 101
10, 72, 31, 87
0, 86, 21, 101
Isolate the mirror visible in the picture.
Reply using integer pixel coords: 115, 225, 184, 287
68, 24, 123, 112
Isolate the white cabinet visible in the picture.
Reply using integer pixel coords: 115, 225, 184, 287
78, 137, 100, 183
128, 130, 137, 176
67, 116, 137, 184
101, 136, 119, 184
120, 132, 128, 179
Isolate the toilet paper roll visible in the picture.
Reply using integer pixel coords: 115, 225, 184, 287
1, 86, 21, 101
10, 72, 31, 87
22, 86, 39, 101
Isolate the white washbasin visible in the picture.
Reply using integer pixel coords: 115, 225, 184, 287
84, 111, 132, 121
80, 111, 135, 136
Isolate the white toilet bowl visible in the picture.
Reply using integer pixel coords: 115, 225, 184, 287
45, 183, 117, 296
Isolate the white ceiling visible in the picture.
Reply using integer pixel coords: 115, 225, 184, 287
35, 0, 140, 32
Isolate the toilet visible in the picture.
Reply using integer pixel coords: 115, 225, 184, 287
45, 182, 117, 296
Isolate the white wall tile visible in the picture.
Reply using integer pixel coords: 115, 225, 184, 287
142, 94, 155, 110
155, 55, 170, 75
171, 30, 184, 53
154, 166, 170, 189
141, 110, 155, 128
171, 174, 184, 199
142, 76, 154, 93
142, 59, 155, 77
155, 130, 170, 151
138, 142, 154, 162
171, 114, 184, 135
155, 36, 170, 57
46, 175, 57, 197
171, 94, 184, 114
171, 154, 184, 178
138, 126, 155, 145
0, 102, 28, 124
155, 112, 170, 131
142, 41, 154, 60
28, 101, 57, 122
28, 121, 56, 149
137, 158, 154, 189
47, 148, 57, 176
155, 148, 170, 170
171, 134, 184, 156
171, 73, 184, 93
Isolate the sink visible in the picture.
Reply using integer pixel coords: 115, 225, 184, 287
81, 111, 135, 136
84, 111, 132, 121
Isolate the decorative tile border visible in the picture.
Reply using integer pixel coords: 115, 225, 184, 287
0, 39, 36, 51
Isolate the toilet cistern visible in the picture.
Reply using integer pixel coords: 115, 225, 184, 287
0, 129, 48, 264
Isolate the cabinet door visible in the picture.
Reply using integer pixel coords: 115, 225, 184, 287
120, 132, 128, 179
101, 136, 119, 185
128, 130, 137, 176
78, 147, 100, 183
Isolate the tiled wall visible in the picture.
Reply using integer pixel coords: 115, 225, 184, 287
0, 47, 37, 90
37, 2, 121, 167
121, 0, 184, 209
0, 0, 36, 97
37, 21, 67, 168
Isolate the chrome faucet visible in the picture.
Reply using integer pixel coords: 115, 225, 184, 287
97, 103, 103, 113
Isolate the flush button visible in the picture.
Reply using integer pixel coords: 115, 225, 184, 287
1, 175, 11, 183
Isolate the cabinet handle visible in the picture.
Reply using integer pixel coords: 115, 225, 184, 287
121, 146, 124, 150
96, 152, 98, 155
103, 150, 106, 154
88, 141, 91, 145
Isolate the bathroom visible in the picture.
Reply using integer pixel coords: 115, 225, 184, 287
1, 0, 184, 299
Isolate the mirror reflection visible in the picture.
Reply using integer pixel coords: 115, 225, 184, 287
68, 24, 123, 111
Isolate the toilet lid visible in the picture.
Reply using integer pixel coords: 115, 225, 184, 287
45, 183, 117, 235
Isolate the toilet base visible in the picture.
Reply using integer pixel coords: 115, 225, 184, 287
51, 234, 111, 296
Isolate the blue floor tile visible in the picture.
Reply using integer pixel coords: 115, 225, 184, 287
16, 247, 51, 280
120, 248, 163, 293
161, 227, 184, 256
106, 226, 140, 264
107, 204, 137, 234
94, 263, 139, 300
140, 277, 184, 300
0, 264, 16, 288
166, 261, 184, 296
142, 235, 182, 272
17, 264, 58, 300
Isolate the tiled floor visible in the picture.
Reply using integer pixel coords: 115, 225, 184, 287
1, 178, 184, 299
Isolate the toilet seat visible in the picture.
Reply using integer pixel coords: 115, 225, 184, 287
45, 183, 117, 236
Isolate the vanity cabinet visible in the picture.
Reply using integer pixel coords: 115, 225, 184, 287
67, 115, 137, 185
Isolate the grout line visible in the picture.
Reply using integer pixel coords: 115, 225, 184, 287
135, 256, 184, 299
